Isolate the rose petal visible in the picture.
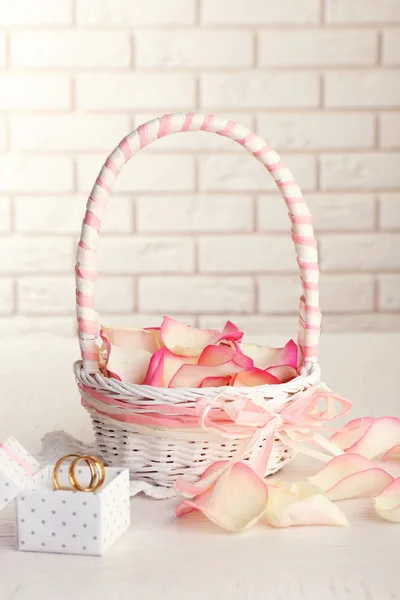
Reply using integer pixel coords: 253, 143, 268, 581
106, 346, 151, 384
309, 453, 393, 501
382, 444, 400, 462
265, 365, 297, 383
175, 461, 228, 499
374, 477, 400, 523
233, 368, 280, 386
143, 327, 163, 348
200, 376, 232, 388
329, 416, 375, 450
143, 347, 196, 387
198, 345, 253, 370
209, 320, 244, 345
170, 346, 253, 388
344, 417, 400, 459
170, 362, 247, 388
160, 317, 219, 357
239, 339, 297, 370
176, 462, 268, 532
101, 325, 161, 354
265, 482, 348, 528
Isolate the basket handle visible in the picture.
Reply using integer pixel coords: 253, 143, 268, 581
76, 113, 321, 374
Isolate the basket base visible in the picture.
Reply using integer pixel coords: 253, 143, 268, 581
90, 414, 296, 489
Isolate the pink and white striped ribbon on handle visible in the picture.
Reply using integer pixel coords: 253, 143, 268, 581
75, 113, 321, 374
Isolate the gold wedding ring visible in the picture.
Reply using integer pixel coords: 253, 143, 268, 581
52, 454, 105, 493
69, 455, 105, 492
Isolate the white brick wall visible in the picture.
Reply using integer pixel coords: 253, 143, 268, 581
325, 0, 400, 24
257, 113, 375, 150
0, 198, 11, 233
258, 30, 378, 67
0, 0, 399, 334
10, 115, 131, 151
201, 0, 321, 25
0, 0, 72, 25
201, 72, 320, 108
320, 154, 400, 190
76, 0, 196, 26
136, 195, 253, 233
135, 30, 254, 68
76, 74, 196, 110
382, 30, 400, 66
324, 71, 400, 108
11, 31, 131, 68
0, 73, 71, 110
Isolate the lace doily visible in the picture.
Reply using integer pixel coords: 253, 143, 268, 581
38, 431, 177, 500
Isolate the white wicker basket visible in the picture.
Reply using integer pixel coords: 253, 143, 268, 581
74, 112, 322, 489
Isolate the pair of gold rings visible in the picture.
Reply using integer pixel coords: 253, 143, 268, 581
52, 454, 105, 493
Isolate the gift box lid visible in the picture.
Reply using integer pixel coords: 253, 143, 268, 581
0, 437, 40, 511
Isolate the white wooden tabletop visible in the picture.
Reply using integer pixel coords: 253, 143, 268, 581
0, 333, 399, 600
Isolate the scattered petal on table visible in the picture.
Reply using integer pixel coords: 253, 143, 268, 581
374, 477, 400, 523
345, 417, 400, 459
309, 453, 393, 501
176, 462, 268, 532
265, 482, 349, 528
175, 461, 228, 499
330, 417, 375, 451
382, 444, 400, 462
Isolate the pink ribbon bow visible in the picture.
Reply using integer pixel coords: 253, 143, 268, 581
176, 385, 352, 498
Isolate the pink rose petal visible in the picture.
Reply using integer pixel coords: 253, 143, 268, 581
209, 320, 244, 345
106, 346, 152, 384
374, 477, 400, 523
170, 345, 253, 387
100, 325, 160, 383
101, 325, 161, 354
200, 376, 232, 388
160, 317, 219, 357
176, 462, 268, 532
143, 347, 196, 387
239, 339, 297, 370
170, 345, 253, 388
344, 417, 400, 459
233, 368, 280, 386
265, 482, 349, 528
175, 461, 228, 500
198, 345, 253, 369
170, 362, 245, 388
330, 416, 375, 450
382, 444, 400, 462
266, 365, 297, 383
309, 453, 393, 501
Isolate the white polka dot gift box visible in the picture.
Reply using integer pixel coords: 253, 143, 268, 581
0, 437, 39, 512
15, 464, 131, 556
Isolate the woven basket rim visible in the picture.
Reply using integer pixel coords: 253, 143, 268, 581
74, 359, 321, 398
